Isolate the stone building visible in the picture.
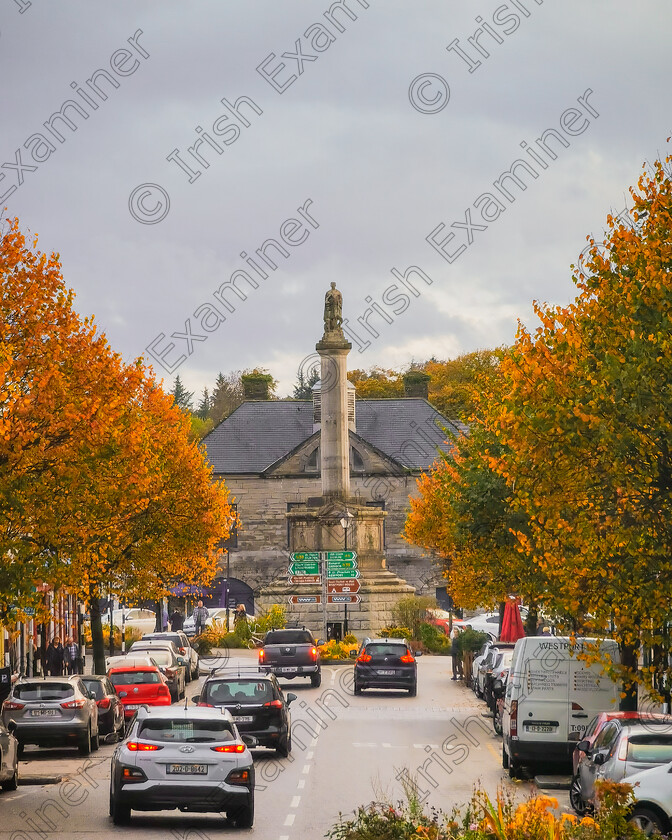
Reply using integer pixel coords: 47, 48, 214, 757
202, 371, 464, 620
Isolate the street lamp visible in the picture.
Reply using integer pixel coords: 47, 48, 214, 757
339, 511, 354, 636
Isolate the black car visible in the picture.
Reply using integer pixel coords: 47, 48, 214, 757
81, 675, 125, 741
193, 670, 296, 756
354, 638, 419, 696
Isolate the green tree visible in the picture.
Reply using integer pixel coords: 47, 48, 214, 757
209, 371, 244, 425
171, 375, 194, 412
196, 387, 210, 420
292, 366, 319, 400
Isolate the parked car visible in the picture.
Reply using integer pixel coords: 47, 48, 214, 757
108, 663, 172, 720
624, 759, 672, 835
1, 676, 100, 755
128, 641, 187, 701
101, 608, 157, 635
141, 631, 199, 681
109, 705, 255, 826
573, 720, 672, 813
183, 607, 232, 637
465, 612, 501, 641
483, 646, 515, 712
354, 638, 419, 696
193, 669, 296, 757
0, 720, 18, 791
81, 675, 126, 741
471, 640, 495, 693
106, 654, 158, 671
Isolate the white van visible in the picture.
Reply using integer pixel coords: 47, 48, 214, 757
502, 636, 620, 777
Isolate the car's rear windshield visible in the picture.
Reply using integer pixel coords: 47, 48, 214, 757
81, 680, 105, 700
144, 634, 181, 645
14, 683, 73, 701
110, 671, 160, 686
138, 718, 235, 743
366, 644, 408, 657
628, 735, 672, 762
205, 680, 273, 704
133, 649, 170, 666
265, 630, 313, 644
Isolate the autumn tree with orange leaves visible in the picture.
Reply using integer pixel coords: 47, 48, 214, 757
0, 219, 235, 673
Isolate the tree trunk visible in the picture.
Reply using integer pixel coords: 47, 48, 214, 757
89, 586, 106, 676
619, 641, 639, 711
526, 604, 538, 637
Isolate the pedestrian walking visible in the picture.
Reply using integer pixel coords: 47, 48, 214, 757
45, 636, 65, 676
233, 604, 247, 625
192, 600, 209, 635
169, 609, 184, 631
64, 636, 80, 675
451, 627, 463, 681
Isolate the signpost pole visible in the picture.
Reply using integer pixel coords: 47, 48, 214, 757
321, 552, 327, 640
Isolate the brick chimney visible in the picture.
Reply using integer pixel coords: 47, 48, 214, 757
403, 371, 430, 399
242, 372, 273, 400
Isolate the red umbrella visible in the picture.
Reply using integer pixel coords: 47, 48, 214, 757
499, 599, 525, 642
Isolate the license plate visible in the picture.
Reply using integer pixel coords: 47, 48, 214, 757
29, 709, 59, 716
234, 715, 254, 723
167, 764, 208, 775
125, 704, 141, 710
279, 667, 296, 673
377, 670, 396, 676
527, 723, 555, 733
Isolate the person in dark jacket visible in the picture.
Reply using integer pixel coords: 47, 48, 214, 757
64, 636, 80, 675
169, 609, 184, 631
192, 601, 209, 635
45, 636, 65, 676
450, 628, 463, 681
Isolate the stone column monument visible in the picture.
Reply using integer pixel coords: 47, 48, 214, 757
256, 284, 414, 636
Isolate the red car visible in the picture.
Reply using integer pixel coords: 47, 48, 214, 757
108, 663, 172, 720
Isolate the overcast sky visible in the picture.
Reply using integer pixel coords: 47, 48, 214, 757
3, 1, 671, 399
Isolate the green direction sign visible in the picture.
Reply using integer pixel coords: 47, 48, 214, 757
289, 560, 320, 576
326, 559, 358, 571
290, 552, 322, 562
327, 568, 360, 579
324, 551, 357, 562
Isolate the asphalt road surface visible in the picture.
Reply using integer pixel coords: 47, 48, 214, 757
0, 653, 569, 839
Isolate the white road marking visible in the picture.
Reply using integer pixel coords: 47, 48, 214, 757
291, 795, 301, 808
306, 750, 314, 759
382, 742, 392, 748
284, 814, 296, 826
298, 779, 306, 789
302, 764, 311, 774
311, 736, 318, 746
280, 835, 290, 840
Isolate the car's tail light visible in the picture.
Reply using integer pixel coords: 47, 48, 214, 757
179, 647, 186, 654
3, 701, 24, 710
258, 649, 266, 663
264, 700, 283, 708
510, 700, 518, 737
212, 744, 246, 753
158, 686, 171, 700
617, 737, 629, 761
226, 768, 251, 786
122, 766, 147, 783
400, 652, 415, 663
61, 699, 86, 709
310, 647, 318, 660
127, 742, 163, 751
357, 653, 372, 663
97, 697, 111, 709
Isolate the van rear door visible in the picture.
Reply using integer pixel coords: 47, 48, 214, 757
520, 650, 570, 740
568, 654, 619, 741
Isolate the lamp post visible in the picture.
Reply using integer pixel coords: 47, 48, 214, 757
339, 511, 354, 637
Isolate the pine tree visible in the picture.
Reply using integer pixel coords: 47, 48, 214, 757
171, 375, 194, 412
209, 371, 244, 425
292, 366, 319, 399
196, 387, 210, 420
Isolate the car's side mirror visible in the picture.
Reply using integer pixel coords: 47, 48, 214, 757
286, 693, 297, 705
316, 640, 325, 647
576, 739, 590, 753
592, 751, 607, 766
241, 734, 258, 749
7, 720, 17, 735
414, 650, 423, 657
191, 696, 201, 704
349, 649, 358, 659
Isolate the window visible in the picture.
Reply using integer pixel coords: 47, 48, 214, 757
138, 718, 235, 743
15, 683, 73, 701
265, 630, 313, 645
110, 670, 161, 686
351, 447, 364, 472
206, 680, 273, 705
305, 448, 319, 471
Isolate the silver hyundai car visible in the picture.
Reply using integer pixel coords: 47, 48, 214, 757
1, 676, 100, 755
109, 705, 255, 826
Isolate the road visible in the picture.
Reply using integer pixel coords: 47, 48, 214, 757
0, 653, 569, 838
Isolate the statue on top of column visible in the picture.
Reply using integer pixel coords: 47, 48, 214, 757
323, 282, 343, 334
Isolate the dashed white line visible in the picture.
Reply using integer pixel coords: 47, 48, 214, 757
382, 742, 392, 748
302, 764, 311, 774
280, 835, 290, 840
284, 814, 296, 826
291, 795, 301, 808
306, 750, 314, 759
297, 779, 306, 789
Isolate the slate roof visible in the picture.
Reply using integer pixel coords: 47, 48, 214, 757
203, 398, 466, 475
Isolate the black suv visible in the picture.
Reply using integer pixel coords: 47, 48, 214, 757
354, 638, 419, 696
193, 670, 296, 756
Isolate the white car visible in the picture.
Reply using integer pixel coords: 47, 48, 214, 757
109, 705, 255, 826
626, 760, 672, 835
183, 607, 234, 637
100, 608, 157, 635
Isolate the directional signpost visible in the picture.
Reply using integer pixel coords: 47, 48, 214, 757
289, 575, 322, 585
288, 551, 362, 629
288, 559, 320, 576
324, 551, 357, 562
327, 580, 361, 595
327, 568, 359, 579
327, 595, 361, 604
289, 595, 322, 605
